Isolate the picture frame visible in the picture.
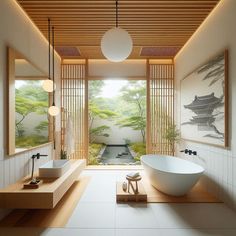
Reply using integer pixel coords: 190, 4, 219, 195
180, 50, 228, 147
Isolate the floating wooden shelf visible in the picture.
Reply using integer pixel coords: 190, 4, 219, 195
0, 160, 86, 209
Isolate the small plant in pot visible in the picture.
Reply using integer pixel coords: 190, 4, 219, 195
164, 125, 180, 155
60, 150, 67, 159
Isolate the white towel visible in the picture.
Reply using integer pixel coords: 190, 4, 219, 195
64, 115, 75, 156
126, 172, 140, 179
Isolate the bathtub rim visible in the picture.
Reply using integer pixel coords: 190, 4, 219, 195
141, 154, 204, 175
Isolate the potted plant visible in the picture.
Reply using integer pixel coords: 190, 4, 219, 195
60, 149, 67, 159
164, 125, 180, 155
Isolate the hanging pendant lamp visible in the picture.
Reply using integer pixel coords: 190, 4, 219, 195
48, 26, 59, 116
101, 0, 133, 62
42, 18, 54, 92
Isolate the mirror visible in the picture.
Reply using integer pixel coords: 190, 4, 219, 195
7, 47, 52, 155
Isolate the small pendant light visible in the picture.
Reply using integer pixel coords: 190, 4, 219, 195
42, 18, 54, 92
48, 26, 59, 116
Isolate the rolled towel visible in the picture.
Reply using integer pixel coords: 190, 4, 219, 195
126, 172, 140, 179
122, 182, 127, 192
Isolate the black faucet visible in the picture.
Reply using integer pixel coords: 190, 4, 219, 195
30, 153, 48, 183
180, 149, 189, 154
192, 151, 197, 155
180, 149, 197, 156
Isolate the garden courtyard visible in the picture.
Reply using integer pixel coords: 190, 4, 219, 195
88, 80, 146, 165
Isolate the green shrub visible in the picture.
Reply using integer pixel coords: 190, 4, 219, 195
130, 142, 146, 161
16, 135, 48, 148
88, 143, 104, 165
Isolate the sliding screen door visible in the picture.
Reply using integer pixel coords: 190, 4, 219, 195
147, 62, 174, 155
61, 63, 88, 160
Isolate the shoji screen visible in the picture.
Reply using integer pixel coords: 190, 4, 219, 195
61, 63, 88, 160
147, 62, 174, 155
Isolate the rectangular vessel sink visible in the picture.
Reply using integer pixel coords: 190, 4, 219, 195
39, 160, 70, 178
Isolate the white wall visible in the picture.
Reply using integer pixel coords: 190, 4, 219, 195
89, 59, 146, 78
0, 0, 61, 219
175, 0, 236, 209
92, 119, 143, 144
15, 59, 46, 77
16, 112, 48, 136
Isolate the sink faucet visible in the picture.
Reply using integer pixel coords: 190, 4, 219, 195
31, 153, 48, 182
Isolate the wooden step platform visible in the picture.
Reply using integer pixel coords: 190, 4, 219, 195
116, 182, 147, 203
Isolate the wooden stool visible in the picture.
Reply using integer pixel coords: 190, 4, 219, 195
126, 175, 142, 194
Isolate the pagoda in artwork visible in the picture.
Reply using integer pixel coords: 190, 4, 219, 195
184, 92, 222, 130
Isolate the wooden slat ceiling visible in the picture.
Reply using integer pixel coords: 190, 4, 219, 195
17, 0, 221, 59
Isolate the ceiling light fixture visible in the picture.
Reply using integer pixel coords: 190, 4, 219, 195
48, 26, 60, 116
101, 0, 133, 62
42, 18, 54, 92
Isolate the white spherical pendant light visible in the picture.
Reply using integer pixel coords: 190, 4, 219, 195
48, 105, 60, 116
42, 79, 54, 92
101, 1, 133, 62
101, 27, 133, 62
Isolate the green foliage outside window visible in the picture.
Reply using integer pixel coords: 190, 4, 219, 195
88, 80, 147, 164
15, 80, 49, 148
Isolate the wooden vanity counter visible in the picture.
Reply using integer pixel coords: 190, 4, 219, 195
0, 160, 86, 209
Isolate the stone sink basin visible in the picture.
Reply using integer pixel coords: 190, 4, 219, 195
38, 160, 70, 178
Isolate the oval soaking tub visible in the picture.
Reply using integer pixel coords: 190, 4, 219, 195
141, 154, 204, 196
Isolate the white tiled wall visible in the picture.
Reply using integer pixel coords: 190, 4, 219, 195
0, 144, 53, 219
174, 0, 236, 211
177, 142, 236, 210
0, 0, 61, 220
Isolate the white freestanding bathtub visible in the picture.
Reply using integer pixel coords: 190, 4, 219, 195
141, 154, 204, 196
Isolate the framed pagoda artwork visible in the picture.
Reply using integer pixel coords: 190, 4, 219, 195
180, 50, 228, 147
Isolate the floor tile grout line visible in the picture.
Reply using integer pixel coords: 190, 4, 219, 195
62, 226, 236, 230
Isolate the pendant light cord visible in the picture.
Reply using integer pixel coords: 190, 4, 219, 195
52, 25, 56, 149
48, 18, 51, 80
52, 26, 55, 106
116, 0, 118, 28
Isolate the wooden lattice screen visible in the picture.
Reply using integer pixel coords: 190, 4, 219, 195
147, 62, 174, 155
61, 63, 88, 160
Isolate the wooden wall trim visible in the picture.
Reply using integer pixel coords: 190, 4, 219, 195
84, 59, 89, 162
146, 59, 151, 154
7, 47, 16, 155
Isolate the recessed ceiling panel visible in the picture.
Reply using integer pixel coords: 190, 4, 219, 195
55, 46, 81, 57
140, 47, 181, 57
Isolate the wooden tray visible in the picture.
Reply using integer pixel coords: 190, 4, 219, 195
23, 180, 42, 189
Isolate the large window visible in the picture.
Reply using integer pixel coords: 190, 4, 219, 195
88, 80, 146, 165
15, 80, 49, 152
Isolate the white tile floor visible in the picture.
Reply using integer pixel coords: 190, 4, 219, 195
1, 169, 236, 236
